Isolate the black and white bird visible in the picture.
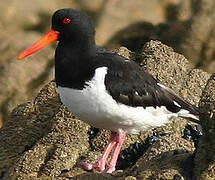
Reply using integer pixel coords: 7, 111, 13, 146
18, 8, 199, 173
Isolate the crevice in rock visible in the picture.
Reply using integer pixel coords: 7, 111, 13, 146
37, 145, 57, 177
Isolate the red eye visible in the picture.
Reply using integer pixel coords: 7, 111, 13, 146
63, 18, 72, 24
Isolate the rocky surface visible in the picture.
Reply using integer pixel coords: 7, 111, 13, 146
194, 74, 215, 180
0, 41, 213, 179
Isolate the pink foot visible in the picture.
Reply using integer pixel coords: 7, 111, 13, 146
78, 131, 126, 173
78, 154, 111, 172
78, 161, 105, 172
78, 160, 116, 173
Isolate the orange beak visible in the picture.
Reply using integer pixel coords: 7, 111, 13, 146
18, 29, 59, 60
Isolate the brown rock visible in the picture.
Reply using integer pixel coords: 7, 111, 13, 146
131, 135, 194, 179
141, 41, 210, 104
194, 74, 215, 180
0, 81, 90, 179
78, 0, 105, 13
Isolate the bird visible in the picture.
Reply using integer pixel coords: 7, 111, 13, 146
18, 8, 199, 173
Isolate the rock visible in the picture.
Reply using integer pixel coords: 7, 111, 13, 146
141, 41, 210, 104
194, 74, 215, 179
0, 81, 90, 179
140, 41, 210, 138
130, 135, 195, 179
78, 0, 105, 13
0, 42, 211, 179
105, 21, 188, 54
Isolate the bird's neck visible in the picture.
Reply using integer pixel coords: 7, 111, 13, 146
59, 30, 96, 53
55, 40, 96, 89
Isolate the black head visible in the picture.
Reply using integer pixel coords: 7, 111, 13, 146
52, 8, 95, 43
18, 8, 96, 59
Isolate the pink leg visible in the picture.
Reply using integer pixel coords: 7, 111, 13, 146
78, 132, 118, 172
104, 131, 126, 173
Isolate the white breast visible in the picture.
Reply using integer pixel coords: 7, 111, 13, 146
58, 67, 180, 134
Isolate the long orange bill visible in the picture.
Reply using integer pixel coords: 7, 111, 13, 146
18, 29, 60, 60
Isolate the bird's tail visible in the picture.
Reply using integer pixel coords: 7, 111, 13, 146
159, 84, 200, 124
177, 109, 199, 124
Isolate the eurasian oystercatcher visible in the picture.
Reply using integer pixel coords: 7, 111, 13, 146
18, 8, 199, 173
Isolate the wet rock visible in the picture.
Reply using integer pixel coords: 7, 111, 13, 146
116, 132, 169, 170
88, 127, 100, 140
182, 124, 203, 147
130, 135, 195, 180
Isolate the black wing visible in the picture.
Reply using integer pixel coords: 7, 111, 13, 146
94, 52, 199, 116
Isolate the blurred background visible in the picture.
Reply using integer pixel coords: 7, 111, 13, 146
0, 0, 214, 127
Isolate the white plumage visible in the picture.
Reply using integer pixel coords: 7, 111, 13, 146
58, 67, 195, 134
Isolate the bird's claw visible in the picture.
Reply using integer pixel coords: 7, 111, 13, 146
77, 161, 105, 172
77, 161, 115, 173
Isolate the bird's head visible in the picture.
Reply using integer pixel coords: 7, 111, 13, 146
18, 8, 95, 60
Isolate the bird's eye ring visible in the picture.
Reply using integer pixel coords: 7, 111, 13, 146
63, 18, 72, 24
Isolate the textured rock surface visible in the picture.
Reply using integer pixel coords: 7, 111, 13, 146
194, 74, 215, 180
0, 81, 90, 179
0, 42, 213, 179
126, 135, 195, 179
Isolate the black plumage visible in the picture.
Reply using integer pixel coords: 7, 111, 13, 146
56, 45, 199, 118
18, 8, 200, 173
51, 9, 199, 119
